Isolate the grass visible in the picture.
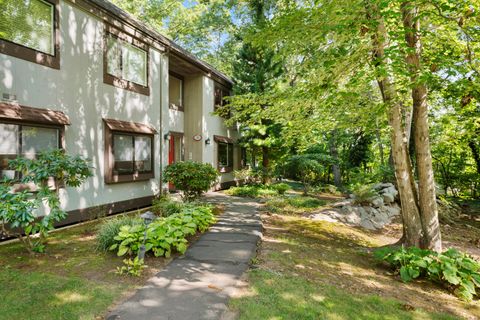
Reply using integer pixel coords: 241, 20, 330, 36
264, 195, 326, 214
230, 211, 478, 319
225, 185, 279, 198
0, 215, 171, 320
231, 270, 457, 320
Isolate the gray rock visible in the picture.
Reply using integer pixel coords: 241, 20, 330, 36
385, 204, 401, 217
382, 192, 395, 204
360, 219, 376, 230
371, 196, 384, 208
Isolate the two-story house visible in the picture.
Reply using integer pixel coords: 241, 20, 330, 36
0, 0, 241, 226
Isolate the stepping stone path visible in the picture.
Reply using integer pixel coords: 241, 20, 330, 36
107, 193, 262, 320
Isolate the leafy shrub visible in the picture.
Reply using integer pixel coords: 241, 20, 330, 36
96, 215, 142, 252
152, 195, 183, 217
163, 161, 218, 201
352, 184, 379, 205
233, 168, 253, 185
110, 205, 215, 258
225, 185, 277, 198
271, 183, 290, 195
0, 150, 92, 253
116, 257, 146, 277
284, 155, 323, 195
375, 246, 480, 301
314, 184, 342, 195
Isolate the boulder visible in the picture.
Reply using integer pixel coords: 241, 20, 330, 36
371, 196, 384, 208
382, 192, 395, 204
360, 219, 376, 230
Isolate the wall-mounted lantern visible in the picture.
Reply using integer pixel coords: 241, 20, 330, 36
205, 137, 211, 145
163, 133, 171, 141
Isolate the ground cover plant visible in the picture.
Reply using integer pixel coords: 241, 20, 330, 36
225, 183, 290, 198
263, 195, 326, 215
108, 204, 215, 258
375, 246, 480, 301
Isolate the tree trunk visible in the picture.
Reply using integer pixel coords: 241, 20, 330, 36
402, 2, 442, 252
375, 119, 385, 166
329, 130, 342, 188
262, 146, 271, 184
468, 141, 480, 174
366, 3, 423, 247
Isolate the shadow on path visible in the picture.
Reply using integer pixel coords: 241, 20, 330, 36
106, 193, 261, 320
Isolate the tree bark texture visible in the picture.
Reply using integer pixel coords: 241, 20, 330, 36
402, 2, 442, 251
367, 3, 424, 247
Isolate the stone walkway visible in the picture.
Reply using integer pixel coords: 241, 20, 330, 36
107, 193, 262, 320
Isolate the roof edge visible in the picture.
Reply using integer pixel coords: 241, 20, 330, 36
70, 0, 233, 86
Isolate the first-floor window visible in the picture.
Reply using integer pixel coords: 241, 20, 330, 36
113, 133, 152, 175
0, 123, 60, 179
103, 118, 156, 183
218, 142, 234, 172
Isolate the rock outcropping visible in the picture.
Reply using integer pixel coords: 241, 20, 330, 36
309, 183, 401, 230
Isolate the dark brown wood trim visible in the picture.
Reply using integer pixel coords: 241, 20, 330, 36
1, 195, 155, 240
0, 0, 60, 69
103, 120, 156, 184
169, 131, 184, 137
66, 0, 167, 53
103, 118, 157, 134
213, 135, 234, 144
0, 102, 70, 126
103, 26, 150, 96
168, 72, 185, 112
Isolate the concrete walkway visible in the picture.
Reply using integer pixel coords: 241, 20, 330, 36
107, 193, 262, 320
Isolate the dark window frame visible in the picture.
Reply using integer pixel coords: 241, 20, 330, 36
214, 136, 234, 173
103, 25, 150, 96
169, 72, 184, 112
0, 0, 60, 69
104, 119, 155, 184
0, 120, 65, 190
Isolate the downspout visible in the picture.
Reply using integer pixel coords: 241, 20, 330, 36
159, 50, 168, 195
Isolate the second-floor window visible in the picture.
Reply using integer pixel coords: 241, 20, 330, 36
0, 0, 60, 68
106, 34, 147, 87
104, 28, 149, 95
169, 74, 184, 111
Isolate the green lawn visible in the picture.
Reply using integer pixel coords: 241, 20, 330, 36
231, 270, 457, 320
0, 216, 170, 320
230, 196, 478, 319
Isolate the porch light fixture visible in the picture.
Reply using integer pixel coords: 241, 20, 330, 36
163, 133, 171, 141
205, 137, 211, 145
138, 211, 156, 261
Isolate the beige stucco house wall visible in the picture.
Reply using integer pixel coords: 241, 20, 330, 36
0, 0, 237, 226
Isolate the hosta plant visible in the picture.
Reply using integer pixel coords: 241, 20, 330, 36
375, 246, 480, 301
109, 204, 215, 258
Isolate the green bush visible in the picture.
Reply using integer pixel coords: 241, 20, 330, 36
0, 150, 92, 253
225, 185, 278, 198
352, 184, 378, 205
96, 215, 142, 252
163, 161, 218, 201
110, 205, 215, 258
116, 257, 146, 277
152, 195, 183, 217
271, 183, 291, 195
375, 246, 480, 301
284, 155, 323, 195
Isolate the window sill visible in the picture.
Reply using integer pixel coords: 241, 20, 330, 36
218, 167, 233, 174
104, 73, 150, 96
169, 103, 184, 112
105, 172, 154, 184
